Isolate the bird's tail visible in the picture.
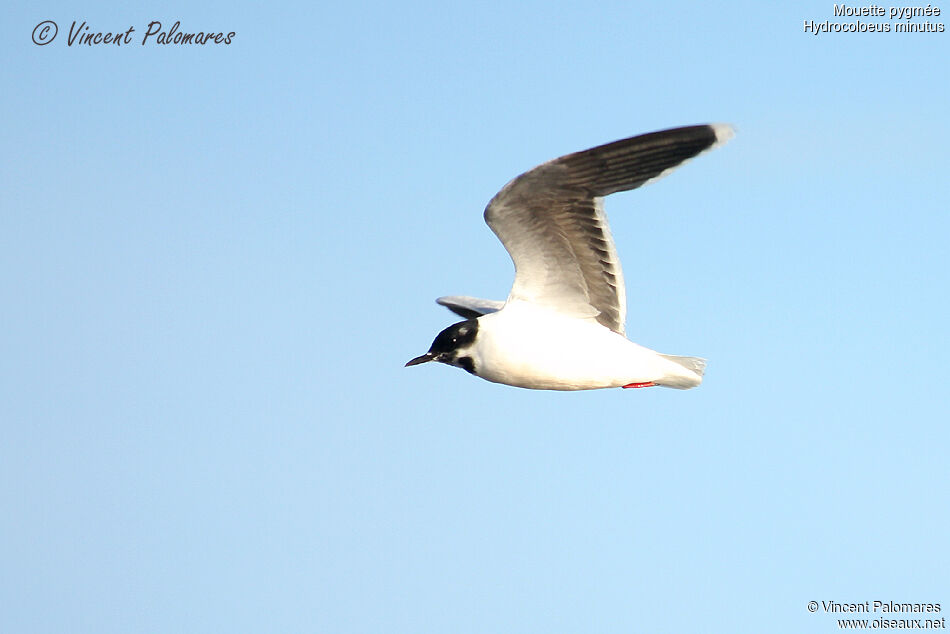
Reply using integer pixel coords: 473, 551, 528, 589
655, 354, 707, 389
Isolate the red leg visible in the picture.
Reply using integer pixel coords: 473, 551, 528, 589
622, 381, 656, 389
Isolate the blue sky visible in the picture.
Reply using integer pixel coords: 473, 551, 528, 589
2, 1, 948, 632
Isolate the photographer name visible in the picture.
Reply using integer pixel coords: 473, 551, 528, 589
820, 600, 941, 613
65, 20, 235, 46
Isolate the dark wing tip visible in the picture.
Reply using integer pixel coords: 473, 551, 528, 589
548, 123, 734, 197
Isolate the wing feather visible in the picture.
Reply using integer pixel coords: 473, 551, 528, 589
484, 124, 732, 334
436, 296, 504, 319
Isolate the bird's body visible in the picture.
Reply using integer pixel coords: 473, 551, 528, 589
472, 301, 703, 390
406, 124, 733, 391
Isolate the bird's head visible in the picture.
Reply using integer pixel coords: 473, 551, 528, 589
405, 319, 479, 374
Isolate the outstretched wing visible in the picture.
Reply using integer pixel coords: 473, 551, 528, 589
483, 124, 733, 335
436, 296, 505, 319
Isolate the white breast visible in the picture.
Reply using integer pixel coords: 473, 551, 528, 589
472, 302, 680, 390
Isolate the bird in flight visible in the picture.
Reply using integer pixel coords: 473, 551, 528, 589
406, 124, 733, 391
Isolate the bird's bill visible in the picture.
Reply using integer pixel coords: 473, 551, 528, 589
405, 352, 436, 367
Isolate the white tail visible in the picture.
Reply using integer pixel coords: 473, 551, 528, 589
655, 354, 707, 389
660, 354, 706, 376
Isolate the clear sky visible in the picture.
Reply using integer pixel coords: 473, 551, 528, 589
2, 1, 948, 632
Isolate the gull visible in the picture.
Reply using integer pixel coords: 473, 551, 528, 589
406, 124, 733, 390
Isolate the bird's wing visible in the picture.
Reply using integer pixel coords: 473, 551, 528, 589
484, 124, 733, 335
436, 296, 505, 319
